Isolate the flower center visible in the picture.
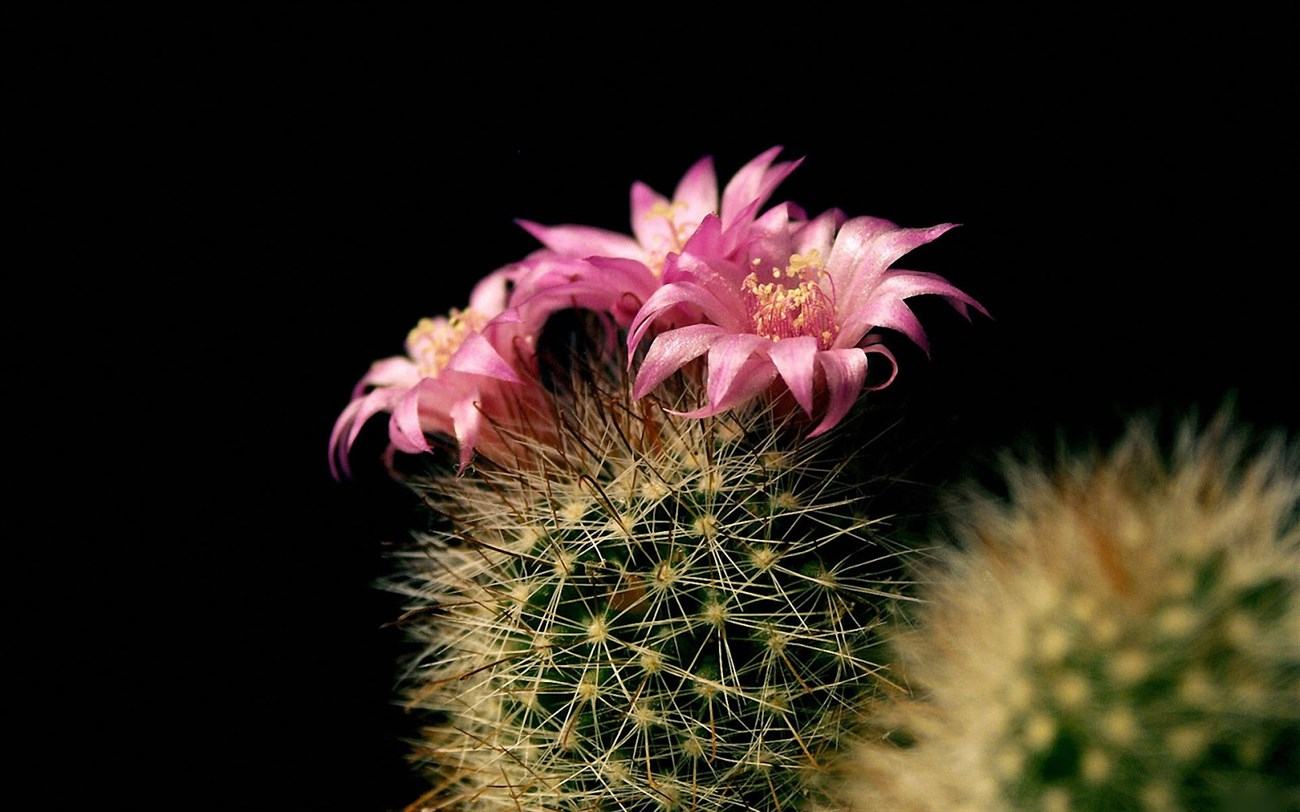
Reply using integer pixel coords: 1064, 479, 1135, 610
741, 250, 838, 348
405, 308, 490, 378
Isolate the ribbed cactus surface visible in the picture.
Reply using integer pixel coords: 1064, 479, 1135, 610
392, 377, 907, 810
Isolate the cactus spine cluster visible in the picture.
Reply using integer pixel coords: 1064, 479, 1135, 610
390, 372, 906, 810
832, 419, 1300, 812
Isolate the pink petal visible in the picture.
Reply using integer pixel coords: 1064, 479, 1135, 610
449, 394, 483, 473
670, 355, 777, 419
809, 349, 869, 437
766, 336, 819, 416
510, 254, 587, 298
446, 332, 522, 382
516, 219, 642, 260
837, 269, 986, 350
721, 147, 781, 227
626, 280, 747, 358
839, 297, 931, 355
328, 389, 385, 479
468, 267, 514, 316
353, 356, 418, 398
678, 212, 724, 261
577, 256, 659, 323
389, 381, 434, 454
874, 270, 989, 315
740, 202, 797, 270
632, 324, 727, 399
824, 216, 900, 294
721, 197, 763, 241
673, 155, 718, 225
861, 341, 899, 392
328, 399, 364, 478
630, 181, 674, 254
344, 387, 400, 452
668, 216, 752, 307
836, 223, 960, 314
583, 256, 659, 299
482, 306, 523, 328
720, 147, 803, 230
752, 201, 791, 233
704, 334, 770, 410
791, 208, 846, 260
515, 282, 617, 320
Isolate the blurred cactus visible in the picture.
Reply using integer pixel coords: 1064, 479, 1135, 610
830, 417, 1300, 811
391, 370, 908, 810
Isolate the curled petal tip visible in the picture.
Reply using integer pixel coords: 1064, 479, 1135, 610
515, 218, 544, 237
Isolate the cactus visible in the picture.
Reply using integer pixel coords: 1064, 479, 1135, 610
831, 418, 1300, 811
388, 368, 908, 811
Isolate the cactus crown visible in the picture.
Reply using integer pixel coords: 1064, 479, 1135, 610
388, 365, 909, 811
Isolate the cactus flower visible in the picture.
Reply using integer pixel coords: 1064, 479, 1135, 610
328, 270, 540, 476
514, 147, 803, 325
627, 212, 985, 435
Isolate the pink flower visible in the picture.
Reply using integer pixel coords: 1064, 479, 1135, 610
513, 147, 803, 325
627, 212, 985, 435
328, 270, 543, 476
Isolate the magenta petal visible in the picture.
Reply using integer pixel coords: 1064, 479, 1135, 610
668, 221, 752, 305
389, 382, 433, 454
766, 336, 819, 416
679, 213, 724, 260
720, 147, 803, 230
584, 256, 656, 292
582, 256, 658, 321
704, 334, 770, 410
516, 219, 641, 260
446, 332, 521, 382
722, 197, 763, 241
632, 324, 727, 399
809, 349, 869, 437
721, 146, 783, 228
670, 355, 777, 419
626, 280, 746, 358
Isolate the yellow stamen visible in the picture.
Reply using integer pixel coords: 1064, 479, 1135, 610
404, 307, 490, 378
741, 250, 837, 348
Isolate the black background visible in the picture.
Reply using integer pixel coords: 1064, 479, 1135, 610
23, 10, 1297, 809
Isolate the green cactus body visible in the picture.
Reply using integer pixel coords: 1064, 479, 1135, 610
392, 376, 903, 810
834, 420, 1300, 812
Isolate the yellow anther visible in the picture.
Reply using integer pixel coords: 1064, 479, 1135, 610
404, 307, 490, 378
